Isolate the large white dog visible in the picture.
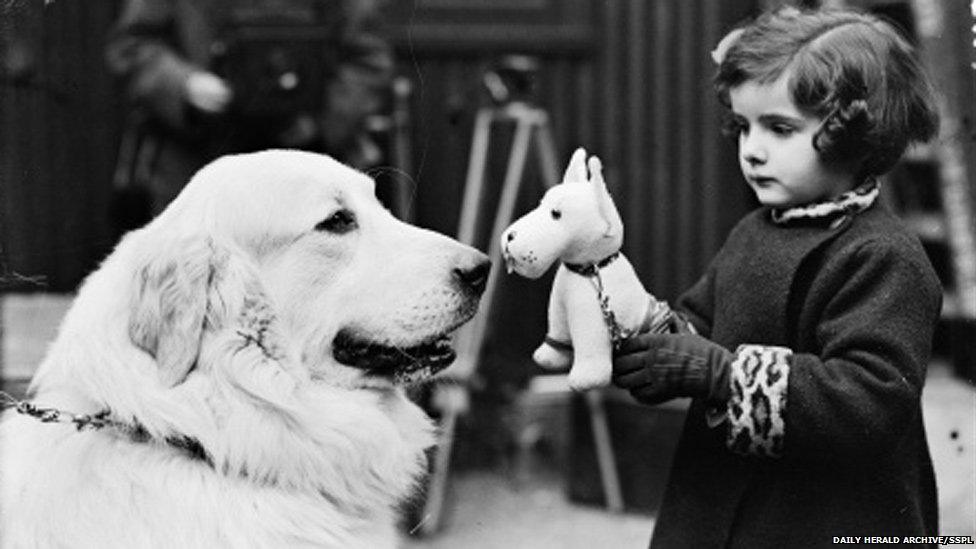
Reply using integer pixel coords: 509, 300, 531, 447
0, 150, 489, 548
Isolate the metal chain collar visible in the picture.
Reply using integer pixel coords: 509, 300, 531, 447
0, 391, 116, 431
587, 268, 636, 349
0, 392, 211, 465
580, 262, 674, 349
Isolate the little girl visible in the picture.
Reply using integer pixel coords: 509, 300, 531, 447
612, 7, 942, 548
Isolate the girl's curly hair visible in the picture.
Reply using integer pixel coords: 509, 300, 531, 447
714, 8, 939, 178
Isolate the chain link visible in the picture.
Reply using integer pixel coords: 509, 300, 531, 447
1, 391, 113, 431
585, 263, 675, 349
588, 269, 635, 349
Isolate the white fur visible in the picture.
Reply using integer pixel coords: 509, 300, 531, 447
501, 148, 649, 391
0, 150, 487, 548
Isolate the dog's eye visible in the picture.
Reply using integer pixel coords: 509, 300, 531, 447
550, 209, 562, 220
315, 209, 357, 234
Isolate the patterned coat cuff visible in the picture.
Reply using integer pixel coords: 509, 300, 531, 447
727, 344, 791, 457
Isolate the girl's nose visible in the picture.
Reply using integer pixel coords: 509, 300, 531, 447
740, 134, 766, 166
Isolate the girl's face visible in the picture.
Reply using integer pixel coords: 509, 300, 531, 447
728, 75, 857, 208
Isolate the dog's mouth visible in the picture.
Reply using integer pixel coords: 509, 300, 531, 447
501, 245, 518, 274
500, 246, 549, 280
332, 329, 458, 385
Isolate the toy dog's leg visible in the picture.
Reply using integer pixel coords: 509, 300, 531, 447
533, 269, 572, 369
565, 293, 613, 391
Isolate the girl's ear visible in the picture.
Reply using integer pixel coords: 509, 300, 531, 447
562, 147, 589, 184
813, 98, 871, 166
588, 156, 621, 238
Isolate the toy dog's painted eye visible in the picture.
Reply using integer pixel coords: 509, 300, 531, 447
550, 209, 562, 220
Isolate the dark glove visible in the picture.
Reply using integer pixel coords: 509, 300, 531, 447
612, 333, 732, 406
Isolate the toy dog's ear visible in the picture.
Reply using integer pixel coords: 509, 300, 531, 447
588, 156, 621, 238
563, 148, 589, 184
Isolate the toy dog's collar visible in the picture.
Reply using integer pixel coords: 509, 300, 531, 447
564, 252, 620, 277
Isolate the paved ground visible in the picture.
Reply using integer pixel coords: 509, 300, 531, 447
402, 470, 654, 549
404, 362, 974, 548
922, 363, 976, 544
2, 294, 973, 548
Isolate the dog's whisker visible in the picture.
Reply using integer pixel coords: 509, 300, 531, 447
364, 164, 413, 183
367, 166, 420, 203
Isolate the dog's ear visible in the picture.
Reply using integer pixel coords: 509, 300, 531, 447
562, 147, 589, 184
130, 234, 278, 387
129, 235, 213, 387
587, 156, 621, 238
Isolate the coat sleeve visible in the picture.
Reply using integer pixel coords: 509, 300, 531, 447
319, 0, 394, 158
105, 0, 199, 130
725, 238, 941, 463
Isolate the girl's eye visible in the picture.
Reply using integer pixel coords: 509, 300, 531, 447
770, 123, 795, 136
315, 209, 357, 234
550, 209, 562, 220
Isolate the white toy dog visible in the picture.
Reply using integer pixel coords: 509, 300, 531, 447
501, 148, 663, 391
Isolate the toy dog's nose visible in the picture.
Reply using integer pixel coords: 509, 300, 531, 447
505, 230, 516, 242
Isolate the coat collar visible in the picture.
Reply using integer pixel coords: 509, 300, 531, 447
770, 181, 879, 225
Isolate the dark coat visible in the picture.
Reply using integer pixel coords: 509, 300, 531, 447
651, 203, 942, 548
105, 0, 392, 215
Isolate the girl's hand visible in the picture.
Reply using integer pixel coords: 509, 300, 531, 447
612, 333, 732, 406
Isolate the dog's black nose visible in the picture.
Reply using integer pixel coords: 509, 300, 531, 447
454, 258, 491, 295
505, 230, 516, 242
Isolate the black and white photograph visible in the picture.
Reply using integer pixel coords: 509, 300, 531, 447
1, 0, 974, 547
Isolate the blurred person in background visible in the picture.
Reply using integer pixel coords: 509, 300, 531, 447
105, 0, 392, 227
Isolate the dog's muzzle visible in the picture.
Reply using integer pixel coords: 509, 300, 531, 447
332, 253, 489, 384
332, 329, 458, 385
